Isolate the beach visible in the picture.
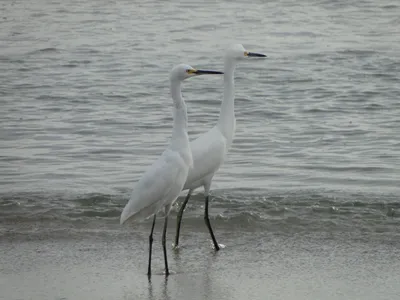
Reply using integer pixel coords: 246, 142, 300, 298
2, 219, 399, 300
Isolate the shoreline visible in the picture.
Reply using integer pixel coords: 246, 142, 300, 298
2, 227, 400, 300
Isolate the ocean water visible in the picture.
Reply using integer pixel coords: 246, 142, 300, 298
1, 0, 399, 240
1, 1, 400, 299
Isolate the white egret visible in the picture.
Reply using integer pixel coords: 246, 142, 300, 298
173, 44, 266, 250
120, 64, 223, 276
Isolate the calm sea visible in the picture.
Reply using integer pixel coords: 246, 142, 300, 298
0, 0, 399, 239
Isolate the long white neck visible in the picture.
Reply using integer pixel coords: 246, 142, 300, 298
169, 78, 189, 152
217, 58, 237, 140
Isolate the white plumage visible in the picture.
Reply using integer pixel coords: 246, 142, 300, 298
120, 149, 189, 224
120, 64, 223, 276
174, 44, 267, 250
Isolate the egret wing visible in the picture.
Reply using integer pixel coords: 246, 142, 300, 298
185, 128, 226, 187
120, 150, 183, 224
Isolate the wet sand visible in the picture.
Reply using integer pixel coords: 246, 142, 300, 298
1, 223, 399, 300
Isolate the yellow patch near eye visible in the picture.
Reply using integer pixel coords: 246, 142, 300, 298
187, 69, 197, 74
244, 51, 249, 57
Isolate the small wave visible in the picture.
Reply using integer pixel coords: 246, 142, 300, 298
66, 208, 121, 218
27, 47, 60, 55
61, 63, 78, 68
270, 31, 321, 38
0, 55, 24, 63
70, 59, 91, 64
295, 164, 391, 173
31, 12, 47, 17
173, 38, 198, 43
17, 67, 40, 72
337, 49, 376, 57
35, 95, 70, 101
1, 190, 398, 235
242, 109, 289, 120
72, 193, 123, 207
75, 48, 101, 54
189, 24, 217, 31
56, 9, 70, 13
363, 103, 386, 110
302, 107, 346, 114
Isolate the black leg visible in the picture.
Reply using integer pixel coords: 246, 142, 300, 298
162, 213, 170, 276
174, 190, 192, 248
148, 214, 156, 277
204, 195, 220, 251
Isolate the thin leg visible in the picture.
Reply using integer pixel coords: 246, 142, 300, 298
174, 190, 192, 248
147, 214, 156, 277
162, 206, 171, 276
204, 195, 220, 251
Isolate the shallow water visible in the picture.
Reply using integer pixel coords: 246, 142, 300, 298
2, 228, 400, 300
1, 0, 399, 237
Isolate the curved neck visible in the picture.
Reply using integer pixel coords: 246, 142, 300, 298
169, 78, 188, 150
217, 58, 237, 136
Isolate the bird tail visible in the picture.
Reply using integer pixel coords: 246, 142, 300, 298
120, 200, 161, 225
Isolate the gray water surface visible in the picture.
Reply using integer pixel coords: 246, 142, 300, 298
1, 0, 399, 232
1, 1, 400, 299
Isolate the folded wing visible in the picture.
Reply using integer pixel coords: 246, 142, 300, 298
120, 150, 186, 225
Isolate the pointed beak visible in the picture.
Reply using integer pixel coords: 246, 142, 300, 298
245, 51, 267, 58
194, 69, 224, 75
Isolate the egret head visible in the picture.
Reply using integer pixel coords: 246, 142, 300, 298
170, 64, 223, 81
225, 44, 267, 61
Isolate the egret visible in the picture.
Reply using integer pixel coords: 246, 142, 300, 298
173, 44, 266, 250
120, 64, 223, 276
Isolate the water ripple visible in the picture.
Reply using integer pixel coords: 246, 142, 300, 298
0, 0, 399, 232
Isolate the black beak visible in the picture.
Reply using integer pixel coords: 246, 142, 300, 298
194, 69, 224, 75
247, 52, 267, 58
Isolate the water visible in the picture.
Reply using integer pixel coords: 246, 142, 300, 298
1, 1, 400, 299
1, 0, 400, 238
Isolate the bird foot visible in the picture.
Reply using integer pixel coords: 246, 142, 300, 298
163, 270, 176, 276
211, 242, 225, 250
